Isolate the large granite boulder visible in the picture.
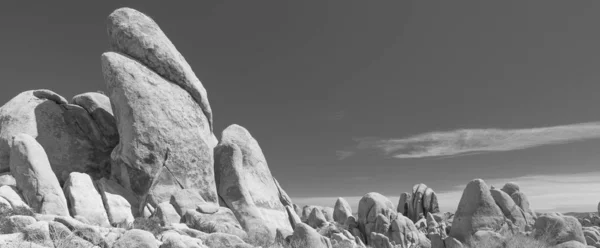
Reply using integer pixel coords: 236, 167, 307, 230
102, 7, 218, 212
534, 213, 586, 246
106, 7, 214, 136
289, 223, 332, 248
63, 172, 111, 227
214, 124, 293, 239
96, 178, 136, 227
9, 133, 69, 216
450, 179, 506, 243
0, 90, 113, 182
357, 192, 394, 245
182, 208, 247, 239
501, 182, 536, 220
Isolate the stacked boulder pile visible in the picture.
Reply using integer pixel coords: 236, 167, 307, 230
0, 7, 296, 248
0, 6, 597, 248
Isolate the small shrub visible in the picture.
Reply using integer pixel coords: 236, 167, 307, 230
132, 216, 162, 236
0, 205, 34, 234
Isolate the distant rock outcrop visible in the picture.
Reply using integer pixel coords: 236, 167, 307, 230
399, 184, 440, 223
333, 197, 353, 225
214, 124, 293, 239
357, 192, 394, 244
450, 179, 505, 243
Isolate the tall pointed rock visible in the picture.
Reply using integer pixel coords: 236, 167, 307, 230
214, 124, 293, 240
450, 179, 505, 243
107, 7, 214, 135
102, 8, 219, 210
10, 133, 69, 216
102, 50, 218, 211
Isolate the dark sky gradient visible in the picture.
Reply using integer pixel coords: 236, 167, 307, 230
1, 1, 600, 212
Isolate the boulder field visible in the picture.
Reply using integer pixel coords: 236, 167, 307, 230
0, 6, 596, 248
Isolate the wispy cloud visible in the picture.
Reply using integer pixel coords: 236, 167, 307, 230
355, 122, 600, 159
327, 110, 346, 121
292, 172, 600, 214
336, 150, 355, 160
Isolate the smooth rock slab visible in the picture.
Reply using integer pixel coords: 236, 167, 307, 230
9, 133, 68, 216
96, 178, 136, 227
106, 7, 214, 135
63, 172, 111, 227
102, 51, 218, 208
214, 124, 292, 238
0, 185, 28, 209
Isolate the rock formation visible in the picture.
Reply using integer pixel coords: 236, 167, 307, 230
214, 124, 293, 239
357, 192, 394, 245
399, 184, 440, 223
103, 8, 218, 212
333, 197, 353, 225
9, 133, 69, 216
449, 179, 505, 243
0, 90, 113, 182
534, 213, 586, 246
63, 172, 111, 227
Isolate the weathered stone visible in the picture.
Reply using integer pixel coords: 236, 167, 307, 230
3, 215, 36, 233
322, 207, 335, 222
53, 215, 107, 246
169, 189, 209, 216
113, 229, 159, 248
308, 207, 328, 229
102, 51, 217, 210
10, 133, 68, 215
0, 185, 28, 209
0, 173, 15, 187
357, 192, 394, 245
501, 182, 520, 196
289, 223, 332, 248
286, 205, 302, 229
214, 124, 292, 238
450, 179, 505, 243
534, 213, 586, 246
274, 177, 293, 207
63, 172, 110, 227
0, 90, 112, 181
333, 197, 352, 225
182, 208, 247, 239
398, 192, 411, 215
96, 178, 136, 227
22, 221, 53, 247
71, 92, 119, 148
490, 188, 528, 231
204, 232, 248, 248
107, 8, 215, 137
154, 202, 181, 226
512, 191, 537, 219
158, 230, 205, 248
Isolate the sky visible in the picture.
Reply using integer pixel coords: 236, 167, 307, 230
1, 1, 600, 213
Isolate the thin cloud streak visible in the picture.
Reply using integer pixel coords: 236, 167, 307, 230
336, 150, 355, 160
355, 122, 600, 159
